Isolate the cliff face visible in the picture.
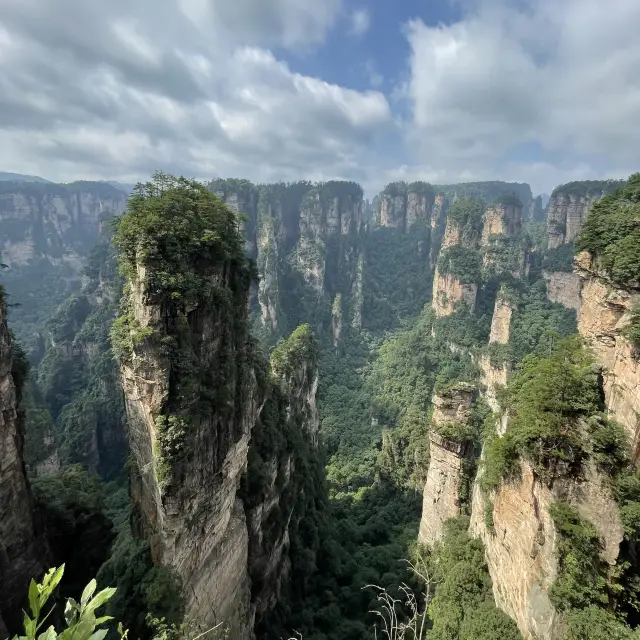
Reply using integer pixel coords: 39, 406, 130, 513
576, 252, 640, 460
117, 179, 322, 637
470, 461, 623, 640
546, 181, 622, 250
543, 271, 581, 312
245, 326, 319, 622
121, 262, 259, 636
377, 182, 435, 232
211, 180, 364, 341
0, 295, 46, 633
418, 383, 476, 546
481, 202, 522, 245
432, 272, 478, 317
0, 181, 127, 267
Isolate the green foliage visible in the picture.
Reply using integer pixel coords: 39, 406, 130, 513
576, 174, 640, 286
435, 181, 533, 210
482, 336, 604, 488
549, 501, 609, 611
31, 467, 115, 601
492, 193, 523, 207
561, 606, 638, 640
362, 224, 432, 331
552, 180, 624, 198
426, 517, 522, 640
113, 171, 251, 303
621, 306, 640, 352
481, 234, 529, 280
445, 197, 484, 233
437, 246, 482, 285
269, 324, 317, 377
543, 243, 576, 273
13, 565, 121, 640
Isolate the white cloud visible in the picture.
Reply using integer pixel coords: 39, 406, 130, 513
0, 0, 394, 186
404, 0, 640, 193
349, 9, 371, 37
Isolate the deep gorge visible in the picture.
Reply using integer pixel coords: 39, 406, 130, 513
0, 173, 639, 640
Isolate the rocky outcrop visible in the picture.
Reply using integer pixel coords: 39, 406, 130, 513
0, 294, 46, 633
121, 258, 259, 637
377, 182, 435, 232
418, 383, 476, 546
432, 272, 477, 317
546, 181, 622, 249
470, 460, 623, 640
576, 252, 640, 461
481, 202, 522, 245
245, 326, 319, 621
543, 271, 582, 312
488, 294, 514, 345
0, 181, 127, 267
212, 180, 364, 341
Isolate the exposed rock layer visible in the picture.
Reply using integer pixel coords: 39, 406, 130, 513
576, 252, 640, 460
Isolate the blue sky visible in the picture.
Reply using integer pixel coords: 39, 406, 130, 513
0, 0, 638, 196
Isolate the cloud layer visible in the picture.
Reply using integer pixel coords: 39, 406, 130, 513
0, 0, 638, 194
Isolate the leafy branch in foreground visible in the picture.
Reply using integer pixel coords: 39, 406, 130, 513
13, 564, 123, 640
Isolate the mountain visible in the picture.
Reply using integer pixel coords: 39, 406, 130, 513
0, 171, 51, 183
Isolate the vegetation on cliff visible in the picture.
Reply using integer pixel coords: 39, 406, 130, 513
576, 174, 640, 286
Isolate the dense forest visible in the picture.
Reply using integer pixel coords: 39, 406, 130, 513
1, 173, 639, 640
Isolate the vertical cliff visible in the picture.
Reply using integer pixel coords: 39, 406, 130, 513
375, 182, 435, 232
546, 181, 622, 250
210, 180, 364, 342
244, 325, 319, 624
543, 180, 623, 311
575, 252, 640, 461
418, 383, 476, 546
432, 197, 483, 317
114, 176, 260, 636
470, 337, 628, 640
0, 290, 46, 633
114, 175, 322, 637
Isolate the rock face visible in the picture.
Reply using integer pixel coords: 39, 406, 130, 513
543, 271, 582, 312
576, 252, 640, 460
0, 294, 46, 633
121, 260, 259, 637
0, 181, 127, 267
481, 203, 522, 245
470, 461, 623, 640
211, 180, 364, 341
479, 290, 514, 416
432, 272, 477, 317
377, 182, 435, 232
546, 182, 622, 249
245, 327, 319, 622
418, 383, 476, 546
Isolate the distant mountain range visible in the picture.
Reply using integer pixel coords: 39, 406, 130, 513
0, 172, 135, 194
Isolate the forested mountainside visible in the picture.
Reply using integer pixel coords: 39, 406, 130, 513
0, 172, 639, 640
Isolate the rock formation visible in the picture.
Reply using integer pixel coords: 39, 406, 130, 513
543, 271, 582, 312
116, 180, 320, 637
546, 181, 622, 250
211, 180, 364, 341
418, 383, 476, 546
376, 182, 435, 232
481, 201, 523, 245
470, 459, 623, 640
479, 290, 514, 417
0, 292, 46, 633
0, 181, 127, 268
576, 252, 640, 460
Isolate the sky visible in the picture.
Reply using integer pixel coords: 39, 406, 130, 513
0, 0, 639, 196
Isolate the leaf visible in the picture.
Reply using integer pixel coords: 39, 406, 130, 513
81, 580, 97, 606
23, 613, 36, 640
84, 588, 116, 615
28, 580, 40, 619
87, 630, 108, 640
93, 617, 113, 627
37, 626, 58, 640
